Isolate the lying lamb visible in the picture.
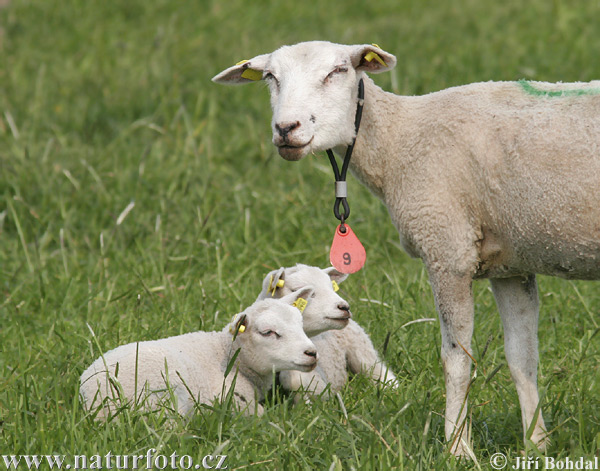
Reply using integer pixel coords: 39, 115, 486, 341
257, 264, 398, 398
213, 41, 600, 455
80, 287, 317, 417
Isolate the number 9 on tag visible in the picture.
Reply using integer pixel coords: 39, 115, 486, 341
329, 224, 366, 274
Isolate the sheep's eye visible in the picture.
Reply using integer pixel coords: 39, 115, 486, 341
260, 330, 280, 338
325, 66, 348, 82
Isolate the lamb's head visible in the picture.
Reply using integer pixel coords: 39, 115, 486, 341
231, 286, 318, 376
257, 264, 351, 337
212, 41, 396, 161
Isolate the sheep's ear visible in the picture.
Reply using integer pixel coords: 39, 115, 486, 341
229, 313, 248, 339
212, 53, 270, 85
259, 267, 286, 299
281, 286, 314, 313
350, 44, 396, 74
323, 267, 349, 284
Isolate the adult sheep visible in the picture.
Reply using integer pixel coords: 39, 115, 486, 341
213, 41, 600, 455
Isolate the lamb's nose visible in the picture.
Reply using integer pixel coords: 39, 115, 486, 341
304, 348, 317, 359
338, 303, 350, 313
276, 121, 300, 137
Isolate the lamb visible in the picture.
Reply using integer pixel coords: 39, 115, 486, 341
257, 264, 398, 399
213, 41, 600, 455
80, 287, 317, 418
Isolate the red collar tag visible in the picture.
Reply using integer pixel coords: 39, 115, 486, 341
330, 224, 366, 274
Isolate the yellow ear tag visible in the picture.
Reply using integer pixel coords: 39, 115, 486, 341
230, 315, 247, 337
331, 280, 340, 292
364, 51, 387, 67
269, 276, 285, 296
236, 59, 249, 65
292, 297, 308, 313
240, 68, 262, 81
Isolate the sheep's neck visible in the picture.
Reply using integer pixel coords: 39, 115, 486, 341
336, 76, 403, 202
228, 343, 272, 398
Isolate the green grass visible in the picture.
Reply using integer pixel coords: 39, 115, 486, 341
1, 0, 600, 469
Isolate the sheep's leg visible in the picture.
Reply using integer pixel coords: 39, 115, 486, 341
345, 336, 398, 387
490, 275, 547, 450
429, 271, 474, 457
279, 370, 329, 403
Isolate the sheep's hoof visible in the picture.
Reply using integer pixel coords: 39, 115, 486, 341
448, 439, 475, 460
524, 431, 550, 454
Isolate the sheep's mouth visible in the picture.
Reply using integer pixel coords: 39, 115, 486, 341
294, 361, 317, 372
326, 315, 351, 323
277, 138, 313, 161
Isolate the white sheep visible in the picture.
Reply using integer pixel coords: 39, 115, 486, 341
80, 287, 317, 418
213, 41, 600, 455
257, 264, 398, 399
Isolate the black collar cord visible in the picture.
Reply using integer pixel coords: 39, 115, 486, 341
326, 78, 365, 234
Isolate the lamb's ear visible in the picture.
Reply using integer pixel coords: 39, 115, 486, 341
212, 53, 270, 85
229, 313, 248, 339
258, 267, 286, 299
280, 286, 315, 313
323, 267, 349, 284
350, 44, 396, 74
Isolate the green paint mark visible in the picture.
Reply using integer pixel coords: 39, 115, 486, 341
518, 79, 600, 98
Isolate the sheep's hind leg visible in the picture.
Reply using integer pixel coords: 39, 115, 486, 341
428, 271, 475, 457
490, 275, 548, 451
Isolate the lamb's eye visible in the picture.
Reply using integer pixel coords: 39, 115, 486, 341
260, 330, 280, 338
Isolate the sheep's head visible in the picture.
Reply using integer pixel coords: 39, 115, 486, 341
257, 264, 351, 337
233, 286, 318, 375
212, 41, 396, 161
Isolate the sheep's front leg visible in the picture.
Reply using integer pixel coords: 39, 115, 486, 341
490, 275, 547, 450
429, 271, 474, 457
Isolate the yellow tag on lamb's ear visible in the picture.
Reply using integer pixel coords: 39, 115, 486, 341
364, 50, 387, 67
269, 275, 275, 296
236, 59, 249, 65
269, 275, 285, 296
230, 314, 247, 337
292, 298, 308, 313
331, 280, 340, 292
240, 68, 262, 81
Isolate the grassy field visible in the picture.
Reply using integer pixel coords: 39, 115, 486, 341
1, 0, 600, 469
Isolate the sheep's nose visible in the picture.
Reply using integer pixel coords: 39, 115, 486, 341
338, 303, 350, 313
304, 348, 317, 359
275, 121, 300, 137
